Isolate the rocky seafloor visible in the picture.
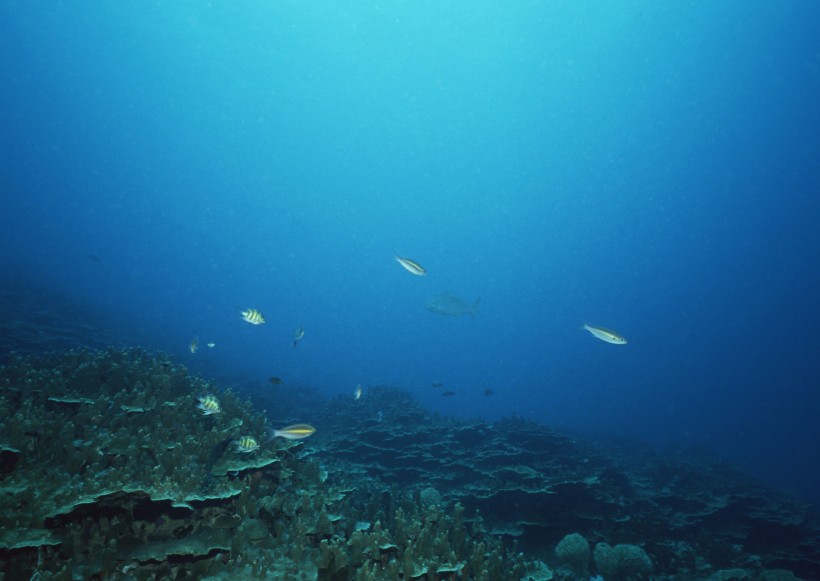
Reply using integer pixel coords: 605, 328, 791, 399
0, 348, 818, 580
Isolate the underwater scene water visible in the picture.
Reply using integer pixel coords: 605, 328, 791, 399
2, 2, 820, 579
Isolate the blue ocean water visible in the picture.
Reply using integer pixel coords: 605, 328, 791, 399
2, 0, 819, 508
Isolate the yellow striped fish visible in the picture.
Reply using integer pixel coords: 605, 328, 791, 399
189, 336, 199, 354
583, 323, 627, 345
197, 395, 221, 415
233, 436, 260, 453
395, 256, 426, 276
269, 423, 316, 440
241, 308, 266, 325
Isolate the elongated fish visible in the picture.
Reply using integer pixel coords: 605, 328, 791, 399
269, 423, 316, 440
583, 323, 627, 345
241, 308, 265, 325
395, 256, 426, 276
293, 326, 305, 348
426, 293, 480, 318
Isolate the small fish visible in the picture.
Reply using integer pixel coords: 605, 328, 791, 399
354, 384, 363, 400
483, 388, 494, 396
431, 382, 444, 388
441, 391, 456, 397
206, 342, 216, 348
395, 256, 426, 276
197, 395, 221, 415
241, 308, 266, 325
269, 423, 316, 440
426, 293, 480, 318
583, 323, 627, 345
189, 336, 199, 354
293, 326, 305, 348
268, 376, 284, 386
233, 436, 260, 453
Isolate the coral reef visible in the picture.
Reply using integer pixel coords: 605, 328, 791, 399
307, 386, 820, 580
0, 349, 545, 579
0, 277, 126, 360
2, 349, 819, 579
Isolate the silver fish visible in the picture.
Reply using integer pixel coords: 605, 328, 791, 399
426, 293, 480, 318
395, 256, 426, 276
583, 323, 627, 345
293, 326, 305, 348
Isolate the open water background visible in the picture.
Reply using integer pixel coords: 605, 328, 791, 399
2, 2, 819, 506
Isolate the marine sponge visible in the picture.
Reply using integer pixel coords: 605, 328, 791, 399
555, 532, 590, 576
593, 542, 653, 580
